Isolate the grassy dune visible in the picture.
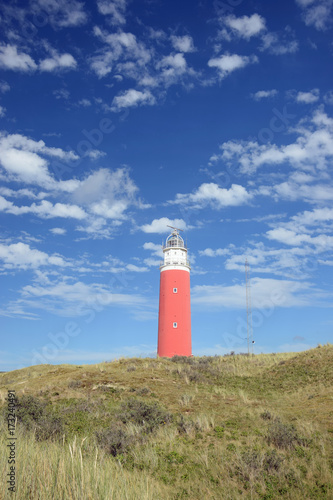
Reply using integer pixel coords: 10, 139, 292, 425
0, 345, 332, 499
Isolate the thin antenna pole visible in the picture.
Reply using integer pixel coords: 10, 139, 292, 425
245, 259, 254, 356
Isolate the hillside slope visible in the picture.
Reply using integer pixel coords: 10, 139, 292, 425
0, 346, 332, 499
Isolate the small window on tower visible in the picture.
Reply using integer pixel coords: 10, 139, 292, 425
173, 288, 177, 293
173, 322, 177, 328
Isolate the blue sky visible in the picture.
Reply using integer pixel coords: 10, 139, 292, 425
0, 0, 333, 371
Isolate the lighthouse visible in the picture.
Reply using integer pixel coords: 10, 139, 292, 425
157, 226, 192, 357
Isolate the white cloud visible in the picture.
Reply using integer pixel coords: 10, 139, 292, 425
296, 0, 333, 30
267, 227, 333, 250
296, 89, 320, 103
90, 52, 114, 78
0, 148, 50, 184
0, 133, 78, 160
90, 28, 152, 79
0, 196, 87, 219
20, 278, 146, 316
84, 149, 106, 160
75, 217, 118, 240
265, 207, 333, 252
223, 14, 266, 39
33, 201, 86, 219
111, 89, 155, 111
158, 53, 187, 70
72, 167, 137, 206
260, 29, 299, 54
290, 207, 333, 227
39, 53, 77, 72
142, 242, 164, 266
0, 81, 10, 93
208, 53, 258, 79
78, 98, 92, 107
90, 27, 195, 92
192, 277, 316, 309
266, 228, 311, 246
272, 179, 333, 203
70, 168, 142, 235
0, 242, 67, 270
143, 257, 161, 267
32, 0, 87, 28
324, 90, 333, 105
170, 35, 195, 53
0, 44, 37, 72
199, 248, 230, 257
171, 183, 252, 209
90, 199, 128, 219
210, 108, 333, 176
50, 228, 67, 235
252, 89, 278, 100
143, 242, 163, 257
140, 217, 187, 234
0, 132, 79, 190
0, 187, 46, 200
156, 52, 193, 87
53, 89, 70, 100
126, 264, 148, 272
0, 106, 6, 117
97, 0, 127, 25
223, 243, 314, 278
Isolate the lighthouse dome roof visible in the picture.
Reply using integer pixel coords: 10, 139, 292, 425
166, 232, 185, 248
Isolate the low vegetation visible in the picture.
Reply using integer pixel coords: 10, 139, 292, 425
0, 345, 332, 499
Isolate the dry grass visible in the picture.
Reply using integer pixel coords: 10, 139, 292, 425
0, 345, 332, 499
0, 419, 168, 499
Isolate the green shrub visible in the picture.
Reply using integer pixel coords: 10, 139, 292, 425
260, 410, 273, 420
197, 356, 215, 365
165, 451, 185, 464
267, 419, 306, 449
35, 415, 64, 441
136, 387, 150, 395
171, 356, 196, 365
96, 424, 135, 457
214, 426, 225, 438
118, 398, 173, 433
68, 380, 82, 389
15, 395, 63, 441
236, 451, 262, 481
177, 415, 195, 435
263, 450, 284, 472
16, 395, 46, 429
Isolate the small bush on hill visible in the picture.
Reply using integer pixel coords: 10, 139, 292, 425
96, 424, 134, 457
197, 356, 215, 365
136, 387, 150, 395
260, 410, 273, 420
35, 415, 64, 441
118, 398, 173, 433
15, 395, 64, 441
16, 395, 46, 429
177, 415, 195, 435
171, 355, 196, 365
264, 449, 284, 472
267, 419, 307, 449
68, 380, 82, 389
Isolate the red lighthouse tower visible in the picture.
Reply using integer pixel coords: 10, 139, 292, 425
157, 227, 192, 357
